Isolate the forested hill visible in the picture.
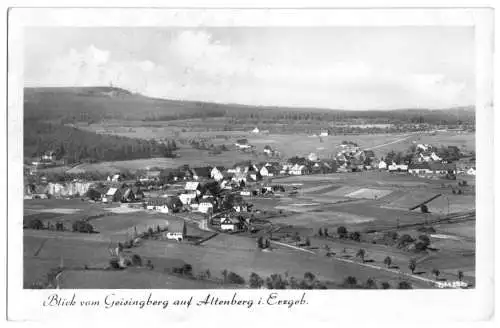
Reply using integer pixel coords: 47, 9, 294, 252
24, 121, 178, 162
24, 87, 475, 125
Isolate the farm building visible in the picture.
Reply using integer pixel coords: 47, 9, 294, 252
319, 130, 329, 137
147, 196, 182, 213
109, 174, 122, 183
102, 187, 122, 203
467, 167, 476, 175
120, 187, 136, 203
251, 127, 260, 134
165, 221, 187, 241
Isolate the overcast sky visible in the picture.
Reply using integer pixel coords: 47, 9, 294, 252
24, 27, 475, 110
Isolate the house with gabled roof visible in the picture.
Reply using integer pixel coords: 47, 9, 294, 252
185, 181, 201, 192
166, 221, 187, 241
102, 187, 122, 203
210, 166, 226, 182
220, 216, 244, 232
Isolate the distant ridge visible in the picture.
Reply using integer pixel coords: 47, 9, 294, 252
24, 86, 475, 123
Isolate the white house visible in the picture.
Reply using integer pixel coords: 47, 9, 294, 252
388, 163, 408, 172
416, 144, 432, 152
185, 181, 201, 193
210, 166, 225, 181
232, 171, 248, 184
111, 174, 122, 183
430, 152, 442, 161
467, 167, 476, 176
408, 163, 433, 175
319, 130, 329, 137
263, 145, 273, 155
179, 192, 198, 205
220, 217, 242, 232
251, 127, 260, 134
198, 201, 214, 214
289, 164, 307, 175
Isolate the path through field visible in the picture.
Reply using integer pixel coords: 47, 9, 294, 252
271, 239, 468, 288
365, 134, 416, 151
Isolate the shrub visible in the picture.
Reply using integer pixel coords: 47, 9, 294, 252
381, 282, 391, 289
305, 237, 311, 246
420, 204, 429, 213
397, 234, 415, 249
72, 220, 94, 233
131, 254, 142, 267
418, 235, 431, 247
249, 272, 264, 289
109, 258, 121, 270
349, 231, 361, 242
227, 272, 245, 285
398, 281, 412, 289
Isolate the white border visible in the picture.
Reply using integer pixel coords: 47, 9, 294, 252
5, 6, 495, 325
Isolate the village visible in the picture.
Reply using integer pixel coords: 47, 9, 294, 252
24, 126, 476, 290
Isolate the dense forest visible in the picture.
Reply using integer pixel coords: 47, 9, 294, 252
24, 119, 177, 163
25, 87, 475, 126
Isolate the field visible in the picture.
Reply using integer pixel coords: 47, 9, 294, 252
75, 119, 475, 169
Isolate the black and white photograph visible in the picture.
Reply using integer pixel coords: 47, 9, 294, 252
5, 5, 496, 324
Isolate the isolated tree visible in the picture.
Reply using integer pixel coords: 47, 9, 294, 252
205, 269, 211, 279
305, 237, 311, 247
381, 282, 391, 289
294, 232, 301, 246
304, 272, 316, 283
323, 227, 329, 237
257, 236, 264, 249
420, 204, 429, 213
343, 276, 358, 288
356, 249, 366, 263
365, 278, 377, 289
457, 270, 464, 282
221, 269, 228, 283
408, 259, 417, 274
432, 268, 440, 280
384, 256, 392, 268
318, 228, 323, 237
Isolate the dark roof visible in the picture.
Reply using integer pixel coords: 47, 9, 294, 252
191, 167, 211, 178
236, 139, 248, 144
168, 220, 186, 234
214, 166, 225, 171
